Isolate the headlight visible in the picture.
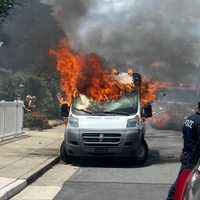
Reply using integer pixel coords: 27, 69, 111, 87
126, 117, 139, 128
68, 116, 79, 128
184, 167, 200, 200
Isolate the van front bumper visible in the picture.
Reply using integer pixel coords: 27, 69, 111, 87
64, 128, 144, 157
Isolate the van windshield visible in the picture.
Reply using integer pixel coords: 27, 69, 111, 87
72, 91, 138, 116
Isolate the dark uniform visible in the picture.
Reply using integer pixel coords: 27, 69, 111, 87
181, 112, 200, 167
167, 111, 200, 200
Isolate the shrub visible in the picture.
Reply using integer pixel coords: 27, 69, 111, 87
2, 72, 60, 118
24, 112, 51, 130
0, 0, 14, 18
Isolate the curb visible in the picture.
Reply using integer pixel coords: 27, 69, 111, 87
25, 156, 60, 185
0, 180, 26, 200
0, 156, 60, 200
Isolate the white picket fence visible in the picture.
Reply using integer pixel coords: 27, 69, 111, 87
0, 101, 24, 140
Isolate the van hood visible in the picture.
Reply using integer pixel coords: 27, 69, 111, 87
77, 116, 128, 129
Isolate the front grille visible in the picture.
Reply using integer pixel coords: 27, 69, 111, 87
82, 133, 121, 146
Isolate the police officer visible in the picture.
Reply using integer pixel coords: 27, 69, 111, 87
167, 102, 200, 200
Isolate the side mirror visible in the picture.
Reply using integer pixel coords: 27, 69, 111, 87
61, 104, 69, 117
132, 73, 142, 88
142, 104, 152, 118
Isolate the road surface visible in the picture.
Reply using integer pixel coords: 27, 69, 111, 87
13, 126, 182, 200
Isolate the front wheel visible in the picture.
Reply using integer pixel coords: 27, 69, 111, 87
135, 140, 148, 165
60, 141, 76, 163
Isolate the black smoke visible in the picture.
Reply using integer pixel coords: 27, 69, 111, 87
48, 0, 200, 84
0, 0, 64, 73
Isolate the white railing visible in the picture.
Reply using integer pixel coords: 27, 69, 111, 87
0, 101, 24, 140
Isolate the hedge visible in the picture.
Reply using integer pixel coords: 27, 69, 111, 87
0, 0, 15, 18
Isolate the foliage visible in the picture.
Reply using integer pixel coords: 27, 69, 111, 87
0, 0, 14, 18
24, 112, 51, 130
1, 72, 60, 118
0, 0, 63, 119
0, 70, 10, 99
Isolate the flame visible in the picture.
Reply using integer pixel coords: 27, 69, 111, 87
49, 39, 158, 107
49, 40, 81, 106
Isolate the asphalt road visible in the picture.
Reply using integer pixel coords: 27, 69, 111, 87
13, 126, 183, 200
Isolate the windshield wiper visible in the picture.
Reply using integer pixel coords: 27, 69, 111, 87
73, 108, 93, 115
73, 108, 130, 116
93, 111, 130, 116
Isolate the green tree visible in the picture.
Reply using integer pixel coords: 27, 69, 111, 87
2, 72, 60, 118
0, 69, 11, 99
0, 0, 14, 18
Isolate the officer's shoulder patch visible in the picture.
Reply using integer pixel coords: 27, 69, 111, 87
184, 119, 194, 129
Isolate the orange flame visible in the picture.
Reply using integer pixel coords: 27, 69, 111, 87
141, 79, 157, 108
49, 39, 158, 108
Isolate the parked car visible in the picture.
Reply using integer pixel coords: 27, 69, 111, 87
175, 161, 200, 200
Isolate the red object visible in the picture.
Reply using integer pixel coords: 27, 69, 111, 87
174, 169, 192, 200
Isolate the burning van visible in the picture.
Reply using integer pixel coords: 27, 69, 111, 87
60, 73, 152, 164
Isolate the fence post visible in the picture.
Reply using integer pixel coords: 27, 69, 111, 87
0, 102, 6, 141
16, 101, 18, 135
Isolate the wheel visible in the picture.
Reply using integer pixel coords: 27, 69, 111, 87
60, 141, 75, 163
60, 141, 68, 163
135, 140, 148, 165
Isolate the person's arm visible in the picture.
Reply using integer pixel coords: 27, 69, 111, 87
57, 93, 65, 104
191, 123, 200, 164
57, 95, 61, 103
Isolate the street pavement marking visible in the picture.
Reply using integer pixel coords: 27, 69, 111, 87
12, 186, 61, 200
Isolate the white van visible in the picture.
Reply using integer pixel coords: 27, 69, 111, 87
60, 73, 152, 164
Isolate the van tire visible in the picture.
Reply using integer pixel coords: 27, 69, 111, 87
135, 139, 148, 165
60, 141, 74, 163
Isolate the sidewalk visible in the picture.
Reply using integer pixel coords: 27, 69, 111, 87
0, 125, 64, 200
